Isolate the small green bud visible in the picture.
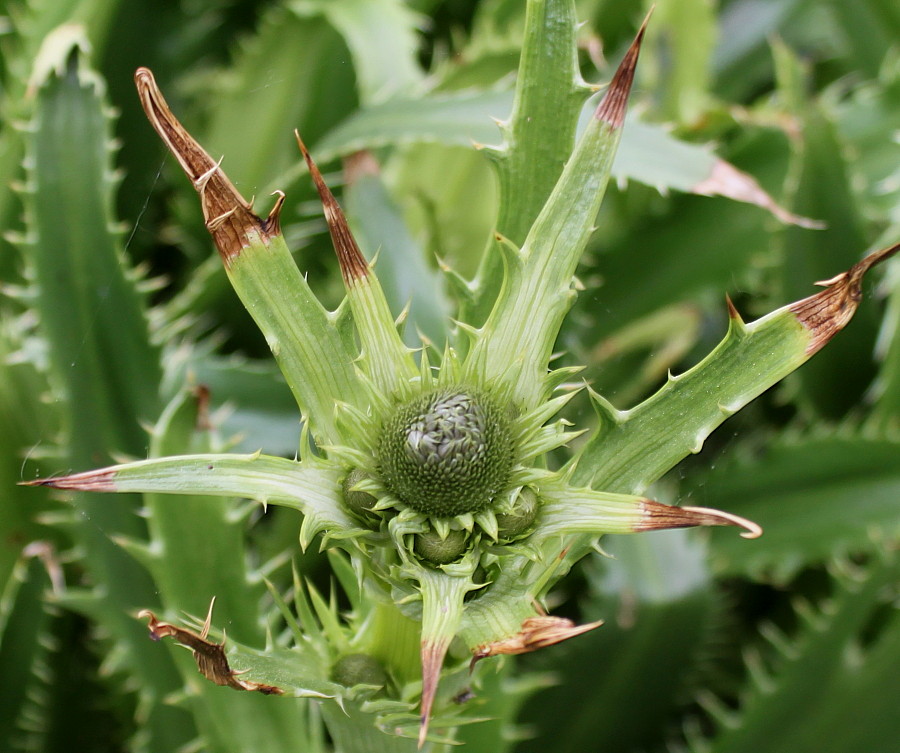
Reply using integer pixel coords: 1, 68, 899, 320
331, 653, 388, 689
341, 468, 378, 522
377, 388, 514, 517
496, 487, 540, 539
414, 528, 469, 565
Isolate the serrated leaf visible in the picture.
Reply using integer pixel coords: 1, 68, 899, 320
694, 552, 899, 753
573, 243, 898, 494
24, 31, 162, 462
697, 434, 900, 582
774, 43, 881, 418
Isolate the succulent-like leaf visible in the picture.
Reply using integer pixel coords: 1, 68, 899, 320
696, 432, 900, 582
26, 452, 362, 551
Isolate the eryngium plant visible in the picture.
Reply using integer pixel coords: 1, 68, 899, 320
27, 13, 897, 750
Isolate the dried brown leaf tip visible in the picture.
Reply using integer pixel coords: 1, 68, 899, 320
139, 600, 282, 695
294, 131, 369, 286
418, 639, 450, 748
470, 615, 603, 670
594, 9, 651, 127
637, 500, 762, 539
134, 67, 283, 265
790, 241, 900, 356
21, 466, 116, 491
693, 160, 824, 228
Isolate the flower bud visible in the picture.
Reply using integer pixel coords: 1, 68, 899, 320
377, 388, 514, 517
414, 528, 469, 565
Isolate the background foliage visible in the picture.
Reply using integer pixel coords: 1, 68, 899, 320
1, 0, 898, 751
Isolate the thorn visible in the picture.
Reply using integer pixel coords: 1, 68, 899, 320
264, 190, 286, 235
134, 67, 260, 265
725, 294, 741, 321
790, 241, 900, 355
200, 596, 216, 640
638, 500, 763, 538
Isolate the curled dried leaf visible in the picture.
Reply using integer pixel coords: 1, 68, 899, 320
134, 67, 283, 265
790, 241, 900, 355
470, 615, 603, 670
638, 501, 763, 539
294, 131, 369, 286
139, 600, 282, 695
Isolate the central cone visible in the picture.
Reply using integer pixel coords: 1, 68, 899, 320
377, 388, 514, 517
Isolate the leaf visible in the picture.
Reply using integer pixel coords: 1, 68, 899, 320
201, 4, 358, 195
135, 67, 363, 446
773, 42, 881, 418
140, 607, 340, 699
23, 30, 162, 463
20, 34, 196, 752
343, 154, 452, 347
463, 18, 647, 409
305, 0, 424, 106
692, 552, 900, 753
26, 451, 363, 551
696, 434, 900, 582
516, 531, 719, 753
462, 0, 589, 326
572, 243, 900, 495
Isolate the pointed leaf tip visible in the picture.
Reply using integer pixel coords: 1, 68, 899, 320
294, 130, 368, 286
594, 9, 652, 127
638, 500, 762, 538
21, 468, 117, 492
417, 640, 449, 748
134, 67, 262, 265
790, 241, 900, 355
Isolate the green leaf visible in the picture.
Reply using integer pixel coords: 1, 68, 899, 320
517, 531, 718, 753
23, 32, 162, 463
21, 34, 196, 752
462, 0, 589, 326
144, 388, 267, 646
694, 552, 900, 753
572, 241, 899, 495
33, 452, 363, 550
0, 557, 54, 752
697, 434, 900, 582
201, 4, 358, 195
464, 23, 645, 409
774, 43, 880, 418
312, 90, 512, 159
313, 95, 806, 226
642, 0, 716, 124
135, 68, 364, 446
344, 162, 451, 347
303, 0, 425, 106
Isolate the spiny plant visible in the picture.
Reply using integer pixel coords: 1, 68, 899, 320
6, 1, 899, 752
21, 9, 898, 751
